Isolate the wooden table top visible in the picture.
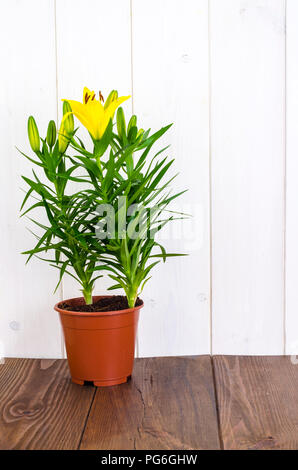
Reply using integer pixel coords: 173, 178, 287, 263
0, 356, 297, 450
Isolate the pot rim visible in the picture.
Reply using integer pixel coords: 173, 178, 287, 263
54, 295, 144, 317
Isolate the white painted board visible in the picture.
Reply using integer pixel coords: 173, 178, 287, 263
210, 0, 285, 354
285, 0, 298, 355
132, 0, 211, 356
0, 0, 63, 358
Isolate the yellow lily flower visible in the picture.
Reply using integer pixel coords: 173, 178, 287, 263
62, 87, 130, 141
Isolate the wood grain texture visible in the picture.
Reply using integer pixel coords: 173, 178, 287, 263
210, 0, 286, 354
213, 356, 298, 450
0, 358, 95, 450
132, 0, 211, 357
80, 356, 220, 450
3, 356, 298, 450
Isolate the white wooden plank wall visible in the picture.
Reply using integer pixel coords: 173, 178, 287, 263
0, 0, 62, 358
210, 0, 286, 354
1, 0, 298, 358
132, 0, 210, 357
285, 0, 298, 356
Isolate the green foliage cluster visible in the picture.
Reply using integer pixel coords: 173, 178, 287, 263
21, 91, 187, 307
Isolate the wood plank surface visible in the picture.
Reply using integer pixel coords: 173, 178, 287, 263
80, 356, 220, 450
0, 358, 95, 450
213, 356, 298, 449
2, 356, 298, 450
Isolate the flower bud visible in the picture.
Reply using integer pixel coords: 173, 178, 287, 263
104, 90, 118, 109
137, 128, 144, 140
58, 123, 69, 154
128, 125, 137, 142
127, 115, 137, 134
116, 107, 126, 140
46, 120, 57, 148
62, 101, 74, 134
27, 116, 40, 152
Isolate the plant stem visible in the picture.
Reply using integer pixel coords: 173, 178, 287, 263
83, 287, 93, 305
127, 288, 138, 309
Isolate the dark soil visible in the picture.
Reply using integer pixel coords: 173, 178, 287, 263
59, 295, 142, 313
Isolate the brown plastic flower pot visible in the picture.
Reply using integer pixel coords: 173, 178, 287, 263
54, 295, 143, 387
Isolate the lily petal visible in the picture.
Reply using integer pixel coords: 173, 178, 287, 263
62, 100, 98, 138
105, 96, 131, 120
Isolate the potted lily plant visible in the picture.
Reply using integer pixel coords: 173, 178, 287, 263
21, 87, 186, 386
